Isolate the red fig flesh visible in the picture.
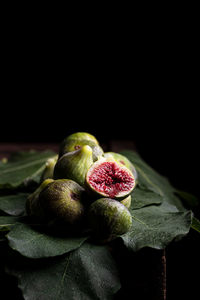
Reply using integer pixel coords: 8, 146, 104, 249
86, 159, 135, 198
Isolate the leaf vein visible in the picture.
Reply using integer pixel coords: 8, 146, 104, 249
131, 215, 155, 230
0, 157, 50, 174
56, 255, 71, 300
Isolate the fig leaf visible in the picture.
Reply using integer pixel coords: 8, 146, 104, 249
0, 150, 56, 189
0, 216, 21, 232
131, 188, 162, 209
121, 203, 192, 251
120, 150, 185, 211
6, 223, 89, 258
0, 193, 29, 216
6, 243, 121, 300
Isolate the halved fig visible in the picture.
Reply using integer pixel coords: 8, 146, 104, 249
104, 152, 138, 182
86, 158, 135, 199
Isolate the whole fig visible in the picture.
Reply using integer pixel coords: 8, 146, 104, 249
87, 198, 132, 241
120, 195, 132, 209
54, 145, 93, 187
26, 179, 85, 227
59, 132, 103, 161
41, 155, 58, 181
59, 139, 104, 162
26, 178, 54, 220
62, 132, 99, 144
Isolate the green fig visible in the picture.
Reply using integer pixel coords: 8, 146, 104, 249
87, 198, 132, 241
54, 145, 93, 187
26, 178, 54, 220
59, 132, 103, 161
86, 157, 135, 199
27, 179, 85, 227
59, 132, 98, 156
63, 132, 99, 144
104, 152, 138, 182
59, 139, 104, 161
120, 195, 132, 209
41, 155, 58, 181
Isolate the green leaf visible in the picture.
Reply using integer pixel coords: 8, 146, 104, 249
191, 216, 200, 233
7, 223, 89, 258
121, 203, 192, 251
120, 150, 167, 195
175, 190, 199, 208
121, 150, 185, 210
6, 243, 121, 300
0, 150, 56, 189
131, 187, 162, 209
0, 216, 21, 232
0, 193, 29, 216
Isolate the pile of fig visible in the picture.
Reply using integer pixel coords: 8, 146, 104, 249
26, 132, 138, 241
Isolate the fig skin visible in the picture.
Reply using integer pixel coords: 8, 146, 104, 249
104, 152, 138, 183
54, 145, 93, 187
27, 179, 85, 227
63, 132, 99, 145
41, 155, 58, 181
87, 198, 132, 241
59, 132, 103, 161
26, 178, 54, 220
120, 195, 131, 209
59, 139, 104, 161
86, 157, 135, 200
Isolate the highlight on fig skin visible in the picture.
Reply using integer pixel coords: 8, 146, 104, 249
87, 198, 132, 241
120, 195, 132, 209
58, 132, 104, 161
63, 132, 99, 145
26, 179, 85, 227
86, 158, 135, 199
54, 145, 93, 187
41, 155, 58, 181
26, 179, 54, 220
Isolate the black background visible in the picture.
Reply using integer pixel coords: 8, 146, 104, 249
0, 19, 199, 299
1, 63, 199, 201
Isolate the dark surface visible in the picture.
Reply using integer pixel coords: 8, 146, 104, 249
167, 228, 200, 300
112, 241, 166, 300
0, 242, 23, 300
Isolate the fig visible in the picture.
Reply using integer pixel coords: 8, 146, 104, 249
104, 152, 138, 182
63, 132, 99, 144
59, 133, 103, 161
59, 139, 104, 161
27, 179, 85, 227
86, 158, 135, 199
87, 198, 132, 241
41, 155, 58, 181
54, 145, 93, 187
26, 178, 54, 220
120, 195, 132, 209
